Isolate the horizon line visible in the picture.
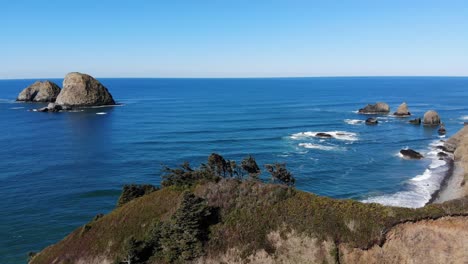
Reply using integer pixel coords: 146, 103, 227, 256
1, 75, 468, 81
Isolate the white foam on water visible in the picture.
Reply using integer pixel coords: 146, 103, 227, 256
395, 152, 404, 158
460, 115, 468, 120
9, 107, 25, 109
363, 140, 450, 208
298, 143, 339, 151
429, 140, 445, 148
96, 112, 107, 115
344, 119, 364, 125
290, 131, 358, 141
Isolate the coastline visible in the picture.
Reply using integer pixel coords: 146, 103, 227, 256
430, 126, 468, 204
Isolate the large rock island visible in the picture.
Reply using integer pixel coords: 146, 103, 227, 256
16, 81, 61, 102
55, 72, 115, 107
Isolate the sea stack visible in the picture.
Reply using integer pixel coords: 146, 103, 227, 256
16, 81, 61, 102
394, 102, 411, 116
358, 102, 390, 114
55, 72, 115, 107
423, 110, 441, 126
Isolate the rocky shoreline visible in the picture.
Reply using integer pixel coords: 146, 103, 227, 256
431, 126, 468, 203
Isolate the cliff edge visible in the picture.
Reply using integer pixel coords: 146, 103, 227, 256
29, 128, 468, 264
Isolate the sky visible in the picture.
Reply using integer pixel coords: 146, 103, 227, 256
1, 0, 468, 78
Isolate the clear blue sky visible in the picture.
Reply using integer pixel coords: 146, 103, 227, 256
2, 0, 468, 78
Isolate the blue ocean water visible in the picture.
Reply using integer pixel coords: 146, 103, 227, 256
1, 77, 468, 263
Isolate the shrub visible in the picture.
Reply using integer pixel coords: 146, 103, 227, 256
264, 163, 295, 186
117, 184, 159, 207
161, 162, 219, 188
207, 153, 229, 177
241, 155, 261, 179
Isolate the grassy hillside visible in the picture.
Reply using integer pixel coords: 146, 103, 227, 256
30, 178, 468, 264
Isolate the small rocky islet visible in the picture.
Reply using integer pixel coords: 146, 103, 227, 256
16, 80, 61, 102
16, 72, 115, 112
357, 101, 442, 128
356, 102, 445, 162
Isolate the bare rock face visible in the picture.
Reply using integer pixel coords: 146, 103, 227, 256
55, 72, 115, 107
394, 102, 411, 116
340, 217, 468, 264
358, 102, 390, 114
423, 110, 441, 126
16, 81, 61, 102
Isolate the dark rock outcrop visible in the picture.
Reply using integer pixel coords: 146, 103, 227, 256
16, 81, 61, 102
358, 102, 390, 114
438, 123, 447, 135
409, 118, 421, 125
400, 149, 424, 159
437, 152, 449, 158
55, 72, 115, 107
436, 145, 453, 153
35, 103, 71, 112
423, 110, 441, 126
315, 132, 333, 138
365, 118, 378, 125
394, 102, 411, 116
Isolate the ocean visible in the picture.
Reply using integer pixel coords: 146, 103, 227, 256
1, 77, 468, 263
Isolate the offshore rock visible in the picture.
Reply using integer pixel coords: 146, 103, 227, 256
315, 133, 333, 138
394, 102, 411, 116
358, 102, 390, 114
16, 81, 61, 102
409, 118, 421, 125
400, 149, 424, 159
55, 72, 115, 107
423, 110, 441, 126
365, 117, 378, 125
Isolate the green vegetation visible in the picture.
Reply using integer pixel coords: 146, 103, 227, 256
265, 162, 295, 186
241, 155, 261, 179
155, 192, 213, 262
30, 154, 468, 264
161, 153, 291, 188
117, 184, 159, 207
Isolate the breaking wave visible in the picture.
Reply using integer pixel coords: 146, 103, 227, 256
363, 140, 451, 208
290, 131, 358, 141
